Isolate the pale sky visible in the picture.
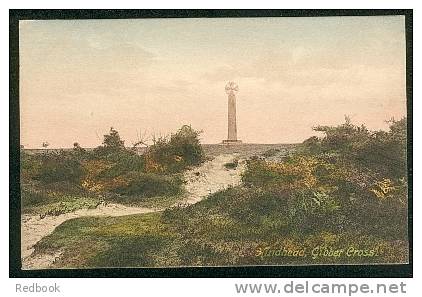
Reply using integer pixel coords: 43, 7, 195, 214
19, 16, 407, 148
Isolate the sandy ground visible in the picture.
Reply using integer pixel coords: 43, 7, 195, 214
21, 153, 244, 269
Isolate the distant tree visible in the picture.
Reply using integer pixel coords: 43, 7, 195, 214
102, 127, 125, 149
93, 127, 126, 157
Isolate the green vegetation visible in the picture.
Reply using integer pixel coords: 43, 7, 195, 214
33, 117, 408, 267
21, 125, 204, 214
242, 117, 407, 241
21, 186, 100, 217
145, 125, 204, 173
261, 148, 281, 158
224, 159, 239, 170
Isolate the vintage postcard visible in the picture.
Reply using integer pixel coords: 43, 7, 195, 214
16, 14, 410, 271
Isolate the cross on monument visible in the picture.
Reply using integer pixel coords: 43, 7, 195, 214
222, 81, 242, 145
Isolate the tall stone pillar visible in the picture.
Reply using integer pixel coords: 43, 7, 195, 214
227, 92, 237, 141
223, 81, 242, 144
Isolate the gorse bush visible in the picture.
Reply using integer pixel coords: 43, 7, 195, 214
146, 125, 204, 173
308, 117, 407, 178
34, 152, 86, 184
113, 173, 183, 197
95, 150, 146, 179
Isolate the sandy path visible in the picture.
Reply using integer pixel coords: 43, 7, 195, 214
182, 153, 245, 204
21, 153, 244, 269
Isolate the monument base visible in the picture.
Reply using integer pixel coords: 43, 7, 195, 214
221, 139, 243, 145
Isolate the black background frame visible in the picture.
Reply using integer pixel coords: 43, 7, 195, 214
9, 9, 413, 278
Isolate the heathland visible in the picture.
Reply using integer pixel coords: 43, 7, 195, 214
20, 118, 408, 268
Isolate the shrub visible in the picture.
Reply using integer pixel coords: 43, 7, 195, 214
239, 117, 408, 240
261, 148, 281, 158
224, 159, 238, 169
20, 151, 43, 182
305, 117, 407, 179
34, 152, 85, 184
146, 125, 204, 173
113, 173, 183, 197
21, 188, 50, 208
97, 150, 145, 178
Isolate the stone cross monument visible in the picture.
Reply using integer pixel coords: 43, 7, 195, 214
222, 81, 242, 144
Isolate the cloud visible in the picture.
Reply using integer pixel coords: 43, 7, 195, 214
20, 31, 156, 96
201, 40, 405, 89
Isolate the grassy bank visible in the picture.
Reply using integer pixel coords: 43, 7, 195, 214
34, 186, 407, 267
